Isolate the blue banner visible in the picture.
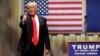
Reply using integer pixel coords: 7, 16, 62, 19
68, 42, 100, 56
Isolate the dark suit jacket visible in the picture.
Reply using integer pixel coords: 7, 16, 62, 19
17, 15, 50, 54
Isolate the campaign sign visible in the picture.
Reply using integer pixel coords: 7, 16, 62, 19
68, 42, 100, 56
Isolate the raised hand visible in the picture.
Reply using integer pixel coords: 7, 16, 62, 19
22, 15, 27, 24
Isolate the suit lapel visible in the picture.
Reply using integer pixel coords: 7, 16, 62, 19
26, 15, 33, 36
38, 16, 41, 37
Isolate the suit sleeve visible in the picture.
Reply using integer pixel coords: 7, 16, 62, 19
17, 15, 26, 52
44, 19, 51, 50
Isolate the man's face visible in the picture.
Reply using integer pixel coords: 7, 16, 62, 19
27, 5, 37, 16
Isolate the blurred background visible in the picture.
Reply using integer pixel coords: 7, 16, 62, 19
0, 0, 100, 56
0, 0, 21, 56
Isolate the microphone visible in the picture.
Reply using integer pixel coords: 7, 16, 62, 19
84, 15, 87, 39
84, 15, 87, 24
20, 15, 27, 24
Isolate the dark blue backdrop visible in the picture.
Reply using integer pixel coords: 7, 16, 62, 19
87, 0, 100, 32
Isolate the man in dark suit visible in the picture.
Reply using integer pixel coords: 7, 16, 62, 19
17, 2, 50, 56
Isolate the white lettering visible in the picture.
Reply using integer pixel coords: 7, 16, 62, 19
72, 45, 76, 49
96, 45, 100, 49
89, 45, 95, 49
77, 45, 82, 49
83, 45, 88, 49
72, 44, 100, 50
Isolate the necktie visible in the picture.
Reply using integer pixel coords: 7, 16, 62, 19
32, 17, 38, 46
